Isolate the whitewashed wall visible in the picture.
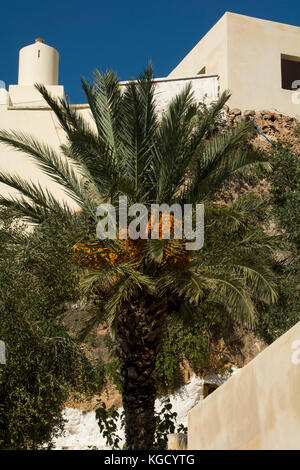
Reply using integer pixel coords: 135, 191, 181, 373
120, 75, 219, 113
0, 75, 219, 206
53, 370, 238, 450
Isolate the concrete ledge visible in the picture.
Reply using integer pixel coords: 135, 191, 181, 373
188, 321, 300, 450
8, 85, 65, 108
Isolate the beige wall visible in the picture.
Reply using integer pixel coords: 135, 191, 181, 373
8, 85, 65, 107
0, 105, 78, 208
169, 12, 300, 117
227, 13, 300, 116
188, 321, 300, 450
168, 14, 228, 93
120, 75, 219, 112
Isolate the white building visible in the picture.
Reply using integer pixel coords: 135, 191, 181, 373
1, 12, 300, 203
0, 39, 218, 205
169, 12, 300, 117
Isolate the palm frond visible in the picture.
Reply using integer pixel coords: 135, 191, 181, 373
0, 182, 73, 224
183, 121, 271, 203
0, 130, 99, 217
120, 64, 158, 198
154, 82, 196, 203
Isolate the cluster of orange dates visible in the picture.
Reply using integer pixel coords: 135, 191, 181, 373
73, 215, 191, 270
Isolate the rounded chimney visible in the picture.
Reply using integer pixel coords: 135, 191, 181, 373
18, 39, 59, 86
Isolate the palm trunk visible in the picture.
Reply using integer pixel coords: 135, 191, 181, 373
114, 294, 166, 450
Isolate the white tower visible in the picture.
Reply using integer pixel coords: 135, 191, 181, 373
18, 38, 59, 86
9, 38, 64, 107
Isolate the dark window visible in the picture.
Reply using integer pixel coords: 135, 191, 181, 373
198, 66, 206, 75
203, 383, 218, 398
281, 54, 300, 90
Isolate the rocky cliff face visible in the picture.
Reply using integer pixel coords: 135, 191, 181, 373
227, 107, 299, 154
213, 107, 299, 205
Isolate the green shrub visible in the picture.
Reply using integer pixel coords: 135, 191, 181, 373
0, 210, 103, 449
255, 143, 300, 342
95, 397, 187, 450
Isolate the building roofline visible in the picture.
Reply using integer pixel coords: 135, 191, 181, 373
119, 74, 219, 86
7, 75, 219, 110
223, 11, 300, 31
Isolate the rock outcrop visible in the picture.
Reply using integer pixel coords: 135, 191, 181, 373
226, 108, 299, 154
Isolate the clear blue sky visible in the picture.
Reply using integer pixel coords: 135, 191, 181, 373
0, 0, 299, 103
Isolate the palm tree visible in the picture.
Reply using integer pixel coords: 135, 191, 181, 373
0, 67, 277, 449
